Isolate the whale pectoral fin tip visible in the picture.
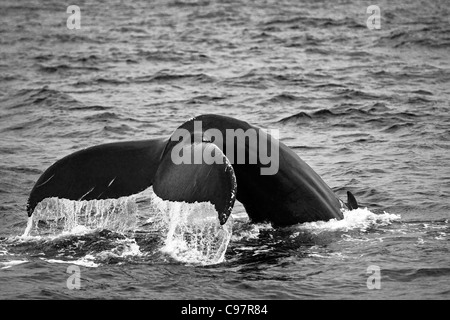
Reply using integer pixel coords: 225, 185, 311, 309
347, 191, 359, 210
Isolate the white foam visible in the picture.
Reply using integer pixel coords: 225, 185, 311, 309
41, 256, 99, 268
308, 252, 347, 259
96, 238, 143, 261
39, 238, 143, 268
0, 260, 28, 269
229, 208, 401, 243
231, 223, 272, 241
61, 225, 95, 236
297, 208, 401, 233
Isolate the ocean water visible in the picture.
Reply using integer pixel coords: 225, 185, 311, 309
0, 0, 449, 300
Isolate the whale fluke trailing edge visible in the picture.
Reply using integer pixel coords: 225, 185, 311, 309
153, 141, 236, 225
27, 114, 358, 227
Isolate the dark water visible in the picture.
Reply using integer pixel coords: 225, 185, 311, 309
1, 0, 449, 300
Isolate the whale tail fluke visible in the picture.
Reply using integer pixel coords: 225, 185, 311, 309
27, 114, 356, 227
346, 191, 359, 210
153, 142, 236, 225
26, 139, 168, 217
27, 138, 237, 226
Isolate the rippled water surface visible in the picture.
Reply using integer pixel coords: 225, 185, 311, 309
0, 0, 449, 299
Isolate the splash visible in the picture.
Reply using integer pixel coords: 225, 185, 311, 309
229, 208, 401, 243
20, 191, 234, 266
23, 196, 138, 237
297, 207, 401, 233
151, 194, 233, 265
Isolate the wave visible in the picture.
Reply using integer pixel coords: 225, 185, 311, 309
136, 49, 210, 63
0, 87, 92, 134
266, 93, 305, 103
69, 105, 113, 111
38, 64, 101, 73
84, 112, 122, 122
382, 123, 416, 133
168, 0, 211, 7
186, 95, 227, 105
2, 87, 81, 110
53, 33, 111, 45
76, 78, 128, 86
263, 16, 365, 29
277, 105, 428, 129
1, 118, 46, 132
133, 72, 215, 84
276, 109, 339, 124
376, 27, 450, 48
335, 89, 380, 100
277, 112, 312, 124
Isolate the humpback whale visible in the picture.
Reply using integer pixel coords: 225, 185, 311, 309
27, 114, 358, 227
